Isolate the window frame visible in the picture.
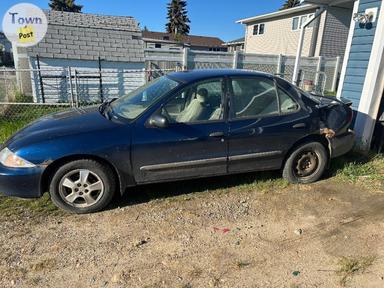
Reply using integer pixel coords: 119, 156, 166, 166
292, 13, 315, 31
275, 83, 302, 115
252, 23, 265, 36
158, 77, 228, 125
228, 76, 280, 121
228, 76, 302, 121
292, 16, 300, 31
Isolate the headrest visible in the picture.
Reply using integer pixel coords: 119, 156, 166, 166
196, 88, 208, 103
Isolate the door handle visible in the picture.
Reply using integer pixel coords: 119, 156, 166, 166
209, 131, 225, 137
292, 123, 306, 129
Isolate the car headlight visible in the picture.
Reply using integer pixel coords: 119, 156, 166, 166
0, 147, 36, 168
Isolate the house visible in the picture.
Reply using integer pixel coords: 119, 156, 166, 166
14, 10, 145, 103
301, 0, 383, 150
237, 3, 353, 58
0, 32, 13, 66
142, 31, 227, 52
223, 37, 245, 52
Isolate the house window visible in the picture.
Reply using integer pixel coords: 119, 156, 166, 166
300, 15, 308, 28
163, 36, 170, 40
292, 17, 300, 30
259, 23, 265, 34
292, 14, 315, 30
252, 23, 265, 35
155, 43, 162, 48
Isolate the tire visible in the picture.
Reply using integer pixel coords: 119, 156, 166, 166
283, 142, 328, 184
49, 159, 116, 214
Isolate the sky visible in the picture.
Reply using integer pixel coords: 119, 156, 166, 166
0, 0, 284, 41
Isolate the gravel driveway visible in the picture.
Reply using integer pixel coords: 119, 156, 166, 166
1, 172, 384, 288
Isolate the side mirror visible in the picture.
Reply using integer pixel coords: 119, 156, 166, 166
148, 114, 169, 128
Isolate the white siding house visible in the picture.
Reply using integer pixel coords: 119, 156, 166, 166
237, 4, 352, 58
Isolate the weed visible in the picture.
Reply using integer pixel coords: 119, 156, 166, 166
337, 256, 375, 286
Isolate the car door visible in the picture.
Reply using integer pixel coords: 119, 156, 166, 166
132, 78, 228, 183
227, 76, 312, 173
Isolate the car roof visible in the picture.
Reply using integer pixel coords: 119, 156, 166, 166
167, 69, 274, 83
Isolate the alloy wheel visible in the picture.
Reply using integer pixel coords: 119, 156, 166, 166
59, 169, 104, 208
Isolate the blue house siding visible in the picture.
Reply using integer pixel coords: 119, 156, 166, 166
340, 0, 382, 109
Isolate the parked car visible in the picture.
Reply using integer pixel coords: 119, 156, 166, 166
0, 70, 354, 213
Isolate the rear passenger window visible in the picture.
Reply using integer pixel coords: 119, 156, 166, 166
278, 87, 300, 114
230, 78, 279, 119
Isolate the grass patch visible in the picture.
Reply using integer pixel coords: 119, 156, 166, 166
0, 119, 31, 143
331, 152, 384, 187
236, 173, 290, 193
0, 193, 61, 218
0, 105, 69, 143
337, 256, 375, 286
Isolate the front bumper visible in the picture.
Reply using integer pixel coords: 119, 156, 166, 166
329, 130, 355, 158
0, 164, 44, 198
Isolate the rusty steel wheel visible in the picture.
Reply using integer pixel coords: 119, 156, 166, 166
283, 142, 328, 184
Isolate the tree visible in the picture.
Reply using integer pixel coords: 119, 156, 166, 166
166, 0, 190, 36
49, 0, 83, 13
280, 0, 300, 10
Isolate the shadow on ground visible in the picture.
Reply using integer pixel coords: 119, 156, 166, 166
109, 151, 380, 210
108, 170, 283, 210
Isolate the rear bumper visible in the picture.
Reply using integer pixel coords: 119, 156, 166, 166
329, 130, 355, 158
0, 164, 44, 198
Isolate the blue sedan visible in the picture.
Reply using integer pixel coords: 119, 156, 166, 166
0, 70, 354, 213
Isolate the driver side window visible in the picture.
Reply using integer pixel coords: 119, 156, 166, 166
162, 79, 224, 123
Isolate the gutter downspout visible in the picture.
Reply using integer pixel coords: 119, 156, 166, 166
292, 6, 326, 85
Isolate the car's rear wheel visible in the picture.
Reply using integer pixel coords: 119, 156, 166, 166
283, 142, 328, 184
49, 159, 116, 214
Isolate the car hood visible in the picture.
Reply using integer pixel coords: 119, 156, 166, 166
5, 106, 122, 151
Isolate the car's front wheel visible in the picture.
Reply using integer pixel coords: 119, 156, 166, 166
49, 159, 116, 214
283, 142, 328, 184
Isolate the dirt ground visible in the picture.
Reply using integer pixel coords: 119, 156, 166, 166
1, 172, 384, 288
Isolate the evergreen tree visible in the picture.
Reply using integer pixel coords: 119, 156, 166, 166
49, 0, 83, 13
166, 0, 190, 35
280, 0, 301, 10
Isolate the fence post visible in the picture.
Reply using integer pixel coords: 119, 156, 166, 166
68, 67, 75, 107
98, 56, 103, 102
332, 56, 341, 93
2, 67, 7, 102
142, 68, 147, 84
182, 48, 189, 70
233, 51, 239, 69
74, 69, 79, 107
36, 55, 45, 103
314, 56, 323, 87
276, 54, 283, 75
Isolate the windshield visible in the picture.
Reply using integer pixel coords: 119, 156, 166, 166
110, 76, 180, 120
